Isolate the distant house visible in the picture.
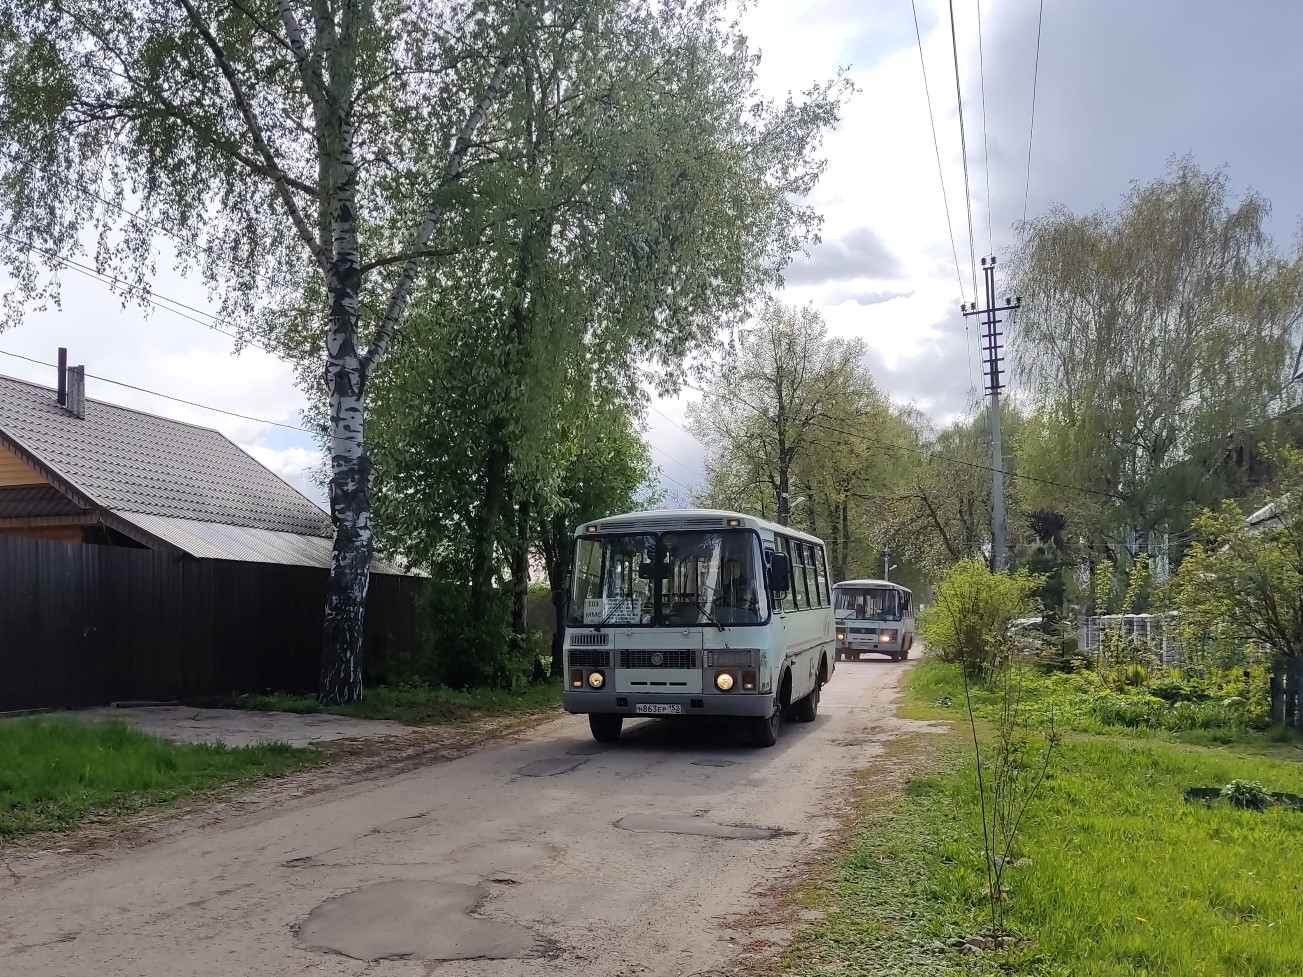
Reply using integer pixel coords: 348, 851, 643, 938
0, 357, 422, 712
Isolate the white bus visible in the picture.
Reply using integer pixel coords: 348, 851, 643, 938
832, 579, 915, 662
562, 509, 836, 747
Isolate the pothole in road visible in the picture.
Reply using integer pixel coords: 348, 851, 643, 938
516, 757, 590, 777
614, 814, 793, 840
690, 757, 736, 767
298, 880, 536, 962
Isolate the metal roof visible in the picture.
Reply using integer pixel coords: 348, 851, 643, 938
0, 374, 418, 574
117, 513, 412, 574
0, 374, 333, 537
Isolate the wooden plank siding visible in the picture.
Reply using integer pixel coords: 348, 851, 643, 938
0, 441, 46, 486
0, 533, 427, 711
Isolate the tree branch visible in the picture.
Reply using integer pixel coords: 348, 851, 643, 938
363, 0, 535, 376
173, 0, 327, 272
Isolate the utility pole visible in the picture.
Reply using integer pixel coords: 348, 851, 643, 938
962, 256, 1022, 571
882, 544, 890, 581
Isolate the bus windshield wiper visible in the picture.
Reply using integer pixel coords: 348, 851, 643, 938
593, 595, 636, 632
681, 592, 726, 632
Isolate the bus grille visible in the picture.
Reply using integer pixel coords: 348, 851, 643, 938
568, 632, 611, 647
567, 649, 611, 668
620, 649, 698, 669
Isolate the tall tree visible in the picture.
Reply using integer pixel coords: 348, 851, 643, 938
1011, 157, 1303, 559
365, 1, 847, 656
0, 0, 541, 702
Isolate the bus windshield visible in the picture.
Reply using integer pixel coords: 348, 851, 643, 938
570, 530, 766, 627
834, 586, 904, 622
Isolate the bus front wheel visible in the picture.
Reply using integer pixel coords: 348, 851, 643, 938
750, 702, 781, 748
793, 682, 820, 723
589, 714, 623, 743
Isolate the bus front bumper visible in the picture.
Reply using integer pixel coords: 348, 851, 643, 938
564, 691, 774, 718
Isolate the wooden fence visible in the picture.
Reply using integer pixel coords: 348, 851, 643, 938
0, 533, 426, 712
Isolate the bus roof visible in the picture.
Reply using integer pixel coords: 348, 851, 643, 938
833, 578, 912, 594
575, 508, 825, 546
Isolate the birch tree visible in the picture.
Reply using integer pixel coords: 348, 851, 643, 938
0, 1, 541, 702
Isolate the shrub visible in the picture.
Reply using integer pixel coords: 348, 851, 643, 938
918, 560, 1043, 677
1221, 779, 1272, 810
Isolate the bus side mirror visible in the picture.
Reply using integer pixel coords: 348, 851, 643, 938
769, 553, 791, 596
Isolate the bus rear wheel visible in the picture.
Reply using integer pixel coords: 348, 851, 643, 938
750, 702, 781, 748
589, 714, 623, 743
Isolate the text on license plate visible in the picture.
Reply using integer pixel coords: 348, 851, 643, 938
635, 703, 684, 715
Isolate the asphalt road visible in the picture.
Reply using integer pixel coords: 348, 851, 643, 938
0, 657, 920, 977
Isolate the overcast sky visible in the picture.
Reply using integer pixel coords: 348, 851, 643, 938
3, 0, 1301, 507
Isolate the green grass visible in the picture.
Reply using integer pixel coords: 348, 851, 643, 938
782, 661, 1303, 977
0, 717, 321, 841
193, 680, 564, 726
904, 658, 1300, 749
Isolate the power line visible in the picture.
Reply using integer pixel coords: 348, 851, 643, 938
0, 349, 313, 433
910, 0, 978, 396
975, 0, 994, 255
0, 231, 278, 355
909, 0, 968, 306
1022, 0, 1046, 227
947, 0, 980, 305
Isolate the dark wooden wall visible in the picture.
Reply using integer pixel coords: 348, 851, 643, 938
0, 533, 426, 711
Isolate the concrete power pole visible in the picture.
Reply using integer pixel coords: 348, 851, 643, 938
962, 257, 1022, 571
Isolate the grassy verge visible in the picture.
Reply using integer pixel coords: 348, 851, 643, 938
191, 680, 563, 726
780, 661, 1303, 977
0, 717, 322, 842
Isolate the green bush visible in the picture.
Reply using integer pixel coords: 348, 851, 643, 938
415, 573, 531, 691
917, 560, 1043, 676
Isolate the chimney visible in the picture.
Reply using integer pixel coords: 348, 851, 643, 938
66, 364, 86, 420
57, 347, 67, 406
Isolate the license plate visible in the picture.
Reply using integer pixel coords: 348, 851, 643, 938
635, 703, 684, 715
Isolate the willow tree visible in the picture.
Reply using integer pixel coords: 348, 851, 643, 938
0, 1, 548, 701
365, 0, 847, 660
1011, 157, 1303, 558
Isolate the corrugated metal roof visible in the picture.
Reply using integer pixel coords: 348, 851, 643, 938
117, 512, 413, 575
0, 374, 333, 537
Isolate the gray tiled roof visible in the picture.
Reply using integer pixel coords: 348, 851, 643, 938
0, 374, 332, 537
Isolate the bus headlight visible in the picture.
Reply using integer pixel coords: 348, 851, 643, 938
587, 670, 605, 689
837, 631, 845, 641
880, 631, 895, 643
715, 671, 735, 691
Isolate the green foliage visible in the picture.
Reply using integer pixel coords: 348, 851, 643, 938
1011, 157, 1303, 555
918, 560, 1042, 676
0, 718, 319, 840
1221, 778, 1273, 810
1170, 447, 1303, 666
913, 658, 1277, 738
784, 725, 1303, 977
